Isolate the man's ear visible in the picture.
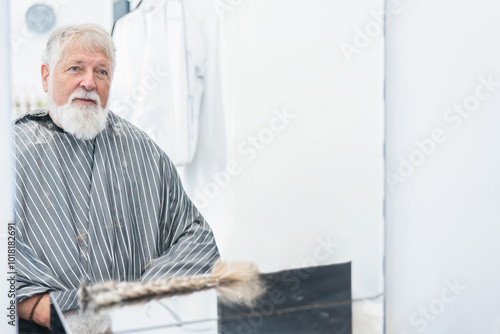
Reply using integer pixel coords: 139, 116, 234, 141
41, 64, 50, 92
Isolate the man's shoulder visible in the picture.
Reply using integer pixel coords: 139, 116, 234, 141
107, 111, 152, 140
14, 110, 48, 126
13, 110, 49, 139
106, 111, 166, 154
106, 111, 176, 169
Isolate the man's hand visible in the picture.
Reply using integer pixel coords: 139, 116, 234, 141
18, 293, 51, 329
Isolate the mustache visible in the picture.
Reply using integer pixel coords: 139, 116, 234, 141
70, 89, 101, 104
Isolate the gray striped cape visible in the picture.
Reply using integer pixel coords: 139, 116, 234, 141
13, 110, 219, 312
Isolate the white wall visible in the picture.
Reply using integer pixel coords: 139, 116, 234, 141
385, 0, 500, 333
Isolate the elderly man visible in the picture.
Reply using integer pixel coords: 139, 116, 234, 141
14, 23, 219, 330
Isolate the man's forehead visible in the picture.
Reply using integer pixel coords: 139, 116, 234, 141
59, 44, 111, 66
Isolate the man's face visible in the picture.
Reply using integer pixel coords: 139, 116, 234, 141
42, 45, 112, 109
41, 44, 112, 140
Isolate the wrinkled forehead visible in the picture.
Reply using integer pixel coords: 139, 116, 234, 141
57, 42, 111, 66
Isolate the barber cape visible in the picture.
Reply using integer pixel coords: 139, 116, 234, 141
13, 110, 219, 312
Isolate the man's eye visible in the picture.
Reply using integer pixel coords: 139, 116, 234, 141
69, 66, 79, 71
99, 70, 108, 75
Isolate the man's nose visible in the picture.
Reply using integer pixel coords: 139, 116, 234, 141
80, 70, 96, 90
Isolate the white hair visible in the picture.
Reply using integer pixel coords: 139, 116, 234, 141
42, 23, 116, 76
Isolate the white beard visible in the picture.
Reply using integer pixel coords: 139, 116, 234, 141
48, 88, 109, 140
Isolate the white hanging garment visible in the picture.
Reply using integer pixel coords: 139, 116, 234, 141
111, 0, 205, 166
111, 0, 226, 202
